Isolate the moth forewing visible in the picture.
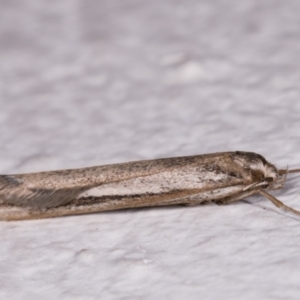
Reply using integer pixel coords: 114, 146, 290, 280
0, 151, 299, 220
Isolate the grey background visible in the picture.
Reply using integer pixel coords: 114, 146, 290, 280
1, 1, 300, 299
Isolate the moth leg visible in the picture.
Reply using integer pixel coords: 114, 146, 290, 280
258, 189, 300, 216
215, 190, 259, 205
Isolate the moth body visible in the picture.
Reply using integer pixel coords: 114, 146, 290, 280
0, 151, 297, 220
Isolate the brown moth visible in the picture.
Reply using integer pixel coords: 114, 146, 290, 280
0, 151, 299, 221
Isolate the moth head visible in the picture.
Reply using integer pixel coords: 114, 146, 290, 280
231, 151, 280, 189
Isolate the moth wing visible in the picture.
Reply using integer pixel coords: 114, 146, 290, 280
0, 153, 251, 211
0, 157, 199, 209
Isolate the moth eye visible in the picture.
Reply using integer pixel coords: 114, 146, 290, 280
251, 170, 264, 181
229, 172, 239, 178
265, 177, 274, 182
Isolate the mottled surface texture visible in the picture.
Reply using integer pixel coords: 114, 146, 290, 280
1, 0, 300, 299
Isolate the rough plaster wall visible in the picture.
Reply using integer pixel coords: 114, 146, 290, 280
1, 1, 300, 299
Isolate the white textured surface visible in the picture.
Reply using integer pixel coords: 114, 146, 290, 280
1, 1, 300, 299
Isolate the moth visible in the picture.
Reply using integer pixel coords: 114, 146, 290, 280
0, 151, 299, 221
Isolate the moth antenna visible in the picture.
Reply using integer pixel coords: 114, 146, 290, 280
286, 168, 300, 174
259, 189, 300, 216
278, 168, 300, 175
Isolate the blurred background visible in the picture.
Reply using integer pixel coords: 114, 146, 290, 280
1, 1, 300, 299
1, 0, 300, 174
